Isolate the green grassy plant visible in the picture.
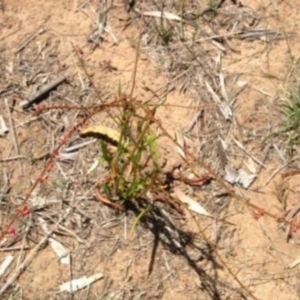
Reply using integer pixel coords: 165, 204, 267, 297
280, 85, 300, 149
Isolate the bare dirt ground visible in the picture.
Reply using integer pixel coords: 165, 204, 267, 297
1, 0, 300, 299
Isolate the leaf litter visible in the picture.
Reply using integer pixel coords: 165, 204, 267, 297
0, 1, 300, 299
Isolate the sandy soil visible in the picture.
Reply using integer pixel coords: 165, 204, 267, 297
1, 0, 300, 299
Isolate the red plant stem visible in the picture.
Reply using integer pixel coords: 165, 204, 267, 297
153, 117, 300, 230
0, 99, 123, 242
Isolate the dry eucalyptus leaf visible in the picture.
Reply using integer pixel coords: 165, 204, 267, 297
0, 115, 9, 137
59, 273, 104, 292
79, 125, 122, 147
175, 129, 186, 159
140, 10, 182, 21
0, 255, 14, 277
173, 188, 211, 217
224, 165, 256, 189
39, 217, 70, 265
